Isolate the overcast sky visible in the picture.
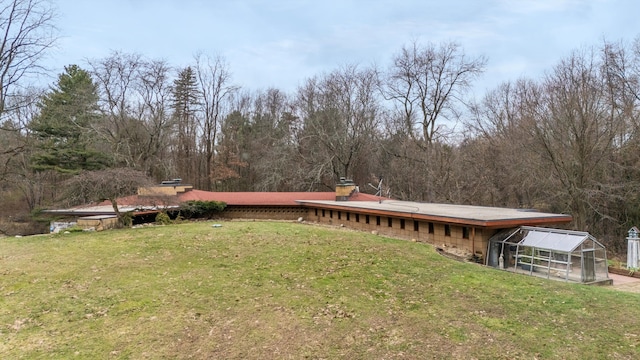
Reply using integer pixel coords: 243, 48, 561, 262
48, 0, 640, 97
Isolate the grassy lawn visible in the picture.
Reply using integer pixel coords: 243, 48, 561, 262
1, 221, 639, 359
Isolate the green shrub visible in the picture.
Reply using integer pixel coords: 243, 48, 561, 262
30, 207, 57, 224
178, 200, 226, 219
155, 212, 172, 225
173, 214, 184, 224
120, 211, 134, 227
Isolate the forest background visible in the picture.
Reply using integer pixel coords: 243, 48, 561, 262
2, 0, 640, 255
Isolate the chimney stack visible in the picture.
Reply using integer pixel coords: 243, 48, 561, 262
336, 177, 357, 201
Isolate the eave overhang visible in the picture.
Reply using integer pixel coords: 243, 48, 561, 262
296, 200, 573, 229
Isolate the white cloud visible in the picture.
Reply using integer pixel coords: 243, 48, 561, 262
44, 0, 640, 94
497, 0, 589, 14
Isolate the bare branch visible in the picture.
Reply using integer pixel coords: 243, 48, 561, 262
0, 0, 57, 120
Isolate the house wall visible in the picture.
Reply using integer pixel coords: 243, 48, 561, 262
307, 208, 497, 260
220, 206, 307, 221
138, 185, 193, 196
77, 217, 119, 231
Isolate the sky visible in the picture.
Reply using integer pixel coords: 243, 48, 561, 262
47, 0, 640, 98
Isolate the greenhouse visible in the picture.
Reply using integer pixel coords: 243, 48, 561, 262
487, 226, 609, 284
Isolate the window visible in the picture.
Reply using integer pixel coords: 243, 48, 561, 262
462, 227, 469, 239
388, 218, 393, 228
365, 215, 370, 224
445, 224, 451, 237
356, 214, 360, 222
400, 219, 405, 230
322, 209, 325, 217
414, 221, 419, 232
330, 210, 333, 218
338, 211, 341, 220
376, 216, 381, 226
315, 209, 318, 216
347, 212, 350, 221
428, 222, 434, 234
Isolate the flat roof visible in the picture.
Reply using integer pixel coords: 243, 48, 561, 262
42, 191, 381, 216
44, 191, 571, 229
79, 215, 118, 220
296, 200, 572, 228
43, 205, 177, 217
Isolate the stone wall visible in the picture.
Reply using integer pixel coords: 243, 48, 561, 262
307, 208, 495, 260
77, 216, 119, 231
214, 205, 497, 260
220, 206, 307, 221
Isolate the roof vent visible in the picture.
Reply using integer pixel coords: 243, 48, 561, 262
161, 178, 182, 185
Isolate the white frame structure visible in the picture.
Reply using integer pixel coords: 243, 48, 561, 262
487, 226, 609, 283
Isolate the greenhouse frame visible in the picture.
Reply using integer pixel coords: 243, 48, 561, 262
487, 226, 609, 284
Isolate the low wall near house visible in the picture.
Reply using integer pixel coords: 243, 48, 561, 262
77, 215, 118, 231
608, 266, 640, 278
50, 221, 77, 234
307, 208, 494, 260
220, 206, 308, 221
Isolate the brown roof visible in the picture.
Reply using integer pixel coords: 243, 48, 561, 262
96, 190, 382, 207
56, 190, 570, 230
96, 194, 178, 207
176, 190, 381, 206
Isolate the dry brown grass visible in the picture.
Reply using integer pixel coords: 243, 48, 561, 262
1, 221, 639, 359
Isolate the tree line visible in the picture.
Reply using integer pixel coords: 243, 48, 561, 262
1, 0, 639, 253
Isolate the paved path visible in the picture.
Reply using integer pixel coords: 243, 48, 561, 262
609, 273, 640, 293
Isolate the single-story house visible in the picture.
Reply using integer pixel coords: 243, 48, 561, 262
297, 199, 572, 263
45, 180, 581, 266
45, 179, 611, 283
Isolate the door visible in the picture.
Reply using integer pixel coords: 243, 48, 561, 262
581, 250, 595, 282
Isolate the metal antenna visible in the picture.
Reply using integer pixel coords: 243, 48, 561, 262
367, 178, 384, 197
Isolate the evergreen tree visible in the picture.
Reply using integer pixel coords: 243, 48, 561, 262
171, 66, 200, 182
30, 65, 109, 173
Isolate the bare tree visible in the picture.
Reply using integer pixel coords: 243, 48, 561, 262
380, 41, 486, 202
384, 41, 486, 144
1, 87, 51, 210
132, 58, 173, 179
0, 0, 55, 189
65, 168, 154, 226
89, 52, 143, 167
249, 88, 298, 191
530, 48, 626, 231
214, 109, 250, 191
89, 52, 173, 179
594, 39, 640, 249
294, 64, 381, 189
0, 0, 56, 123
193, 53, 237, 190
602, 37, 640, 105
462, 79, 544, 207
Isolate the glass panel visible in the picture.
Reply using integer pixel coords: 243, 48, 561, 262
582, 250, 596, 282
520, 231, 584, 252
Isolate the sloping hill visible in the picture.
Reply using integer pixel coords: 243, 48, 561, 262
1, 221, 638, 359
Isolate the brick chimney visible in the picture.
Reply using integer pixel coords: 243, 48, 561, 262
335, 177, 357, 201
138, 178, 193, 196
